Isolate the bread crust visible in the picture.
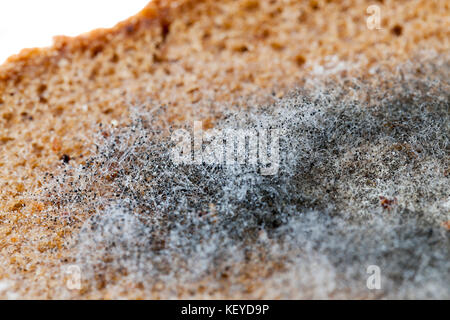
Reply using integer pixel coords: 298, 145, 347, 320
0, 0, 448, 299
0, 0, 183, 83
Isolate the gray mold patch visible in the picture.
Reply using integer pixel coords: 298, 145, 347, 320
44, 55, 449, 298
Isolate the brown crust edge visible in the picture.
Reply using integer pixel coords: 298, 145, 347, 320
0, 0, 192, 83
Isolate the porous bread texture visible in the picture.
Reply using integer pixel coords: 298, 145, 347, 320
0, 0, 448, 299
40, 55, 450, 299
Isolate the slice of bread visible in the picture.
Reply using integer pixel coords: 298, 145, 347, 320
0, 0, 448, 299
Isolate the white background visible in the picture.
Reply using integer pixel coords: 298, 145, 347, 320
0, 0, 150, 64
